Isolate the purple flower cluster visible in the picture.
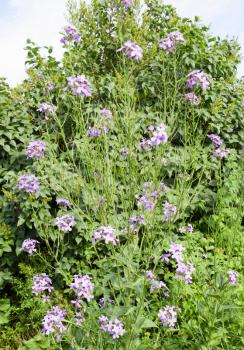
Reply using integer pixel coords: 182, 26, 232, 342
158, 305, 178, 328
99, 316, 125, 339
161, 243, 184, 264
87, 127, 102, 138
121, 147, 128, 159
145, 271, 168, 294
163, 202, 177, 222
26, 140, 46, 160
228, 271, 239, 285
186, 70, 210, 90
140, 123, 168, 151
208, 133, 222, 147
17, 174, 40, 194
66, 75, 92, 96
129, 215, 145, 233
117, 41, 143, 61
55, 214, 76, 232
42, 306, 67, 340
21, 238, 39, 255
122, 0, 133, 8
159, 31, 185, 53
70, 274, 94, 302
56, 198, 71, 208
60, 25, 80, 45
32, 273, 53, 295
184, 93, 200, 106
179, 224, 193, 234
213, 147, 229, 159
93, 226, 118, 245
46, 82, 54, 91
176, 262, 195, 284
37, 102, 55, 120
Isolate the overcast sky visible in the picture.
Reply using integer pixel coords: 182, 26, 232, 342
0, 0, 243, 86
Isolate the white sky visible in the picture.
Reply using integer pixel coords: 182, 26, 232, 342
0, 0, 243, 86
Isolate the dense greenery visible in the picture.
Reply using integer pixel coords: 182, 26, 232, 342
0, 1, 243, 349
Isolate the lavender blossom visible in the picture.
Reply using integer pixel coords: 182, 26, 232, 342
184, 93, 200, 106
117, 41, 143, 61
42, 295, 51, 303
150, 123, 168, 145
42, 306, 67, 339
186, 70, 210, 90
71, 299, 82, 308
159, 31, 185, 53
208, 133, 222, 147
32, 273, 53, 295
145, 270, 156, 280
158, 305, 178, 328
75, 311, 84, 325
61, 25, 80, 44
37, 102, 55, 120
70, 275, 94, 302
17, 174, 40, 194
55, 215, 76, 232
99, 316, 125, 339
176, 262, 195, 284
228, 271, 239, 285
168, 243, 184, 262
21, 238, 39, 255
93, 226, 118, 245
66, 75, 92, 96
56, 198, 71, 208
87, 127, 101, 138
121, 147, 128, 159
98, 297, 114, 309
163, 202, 177, 222
213, 147, 229, 158
26, 140, 46, 160
140, 139, 152, 151
46, 82, 54, 90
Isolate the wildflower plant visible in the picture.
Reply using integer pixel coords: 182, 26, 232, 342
0, 0, 243, 349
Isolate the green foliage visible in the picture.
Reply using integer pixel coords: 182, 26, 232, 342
0, 0, 243, 349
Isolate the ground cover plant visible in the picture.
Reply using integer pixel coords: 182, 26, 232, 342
0, 0, 243, 349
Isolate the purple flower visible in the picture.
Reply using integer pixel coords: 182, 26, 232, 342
56, 198, 71, 208
71, 299, 82, 308
42, 295, 51, 303
42, 306, 67, 339
55, 215, 76, 232
208, 133, 222, 147
213, 147, 229, 158
26, 140, 46, 160
21, 239, 39, 255
99, 316, 125, 339
121, 147, 128, 159
145, 270, 156, 280
87, 127, 101, 138
159, 31, 185, 53
93, 226, 118, 245
32, 273, 53, 295
149, 279, 167, 293
176, 262, 195, 284
184, 93, 200, 106
98, 297, 114, 309
17, 174, 40, 194
129, 215, 145, 232
140, 139, 152, 151
61, 25, 80, 44
150, 123, 168, 145
186, 70, 210, 90
158, 305, 178, 328
163, 202, 177, 222
117, 41, 143, 61
37, 102, 55, 120
122, 0, 133, 8
66, 75, 92, 96
179, 224, 193, 234
228, 271, 239, 285
100, 108, 113, 120
70, 275, 94, 302
46, 82, 54, 90
169, 243, 184, 262
74, 311, 84, 325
